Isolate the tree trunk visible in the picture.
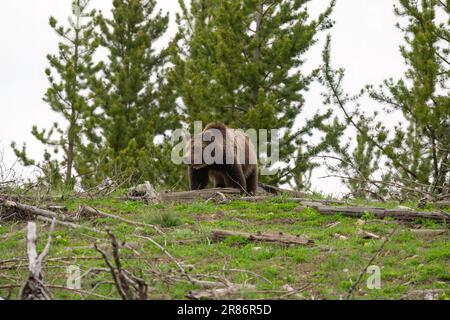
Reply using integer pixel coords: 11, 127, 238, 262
251, 1, 263, 102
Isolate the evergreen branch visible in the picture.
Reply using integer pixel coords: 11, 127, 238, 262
322, 36, 420, 181
436, 51, 450, 66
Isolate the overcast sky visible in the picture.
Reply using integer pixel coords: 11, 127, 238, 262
0, 0, 406, 196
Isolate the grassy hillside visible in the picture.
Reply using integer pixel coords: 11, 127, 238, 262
0, 195, 448, 300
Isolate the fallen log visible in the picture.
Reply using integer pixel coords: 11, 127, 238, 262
126, 182, 310, 204
210, 229, 313, 246
235, 196, 348, 205
434, 201, 450, 209
0, 198, 76, 222
161, 188, 243, 203
296, 204, 450, 222
409, 229, 447, 236
158, 188, 344, 205
0, 194, 67, 202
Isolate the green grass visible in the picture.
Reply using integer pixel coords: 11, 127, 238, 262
0, 196, 448, 300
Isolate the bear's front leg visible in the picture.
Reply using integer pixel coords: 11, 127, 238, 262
224, 164, 247, 193
189, 166, 210, 190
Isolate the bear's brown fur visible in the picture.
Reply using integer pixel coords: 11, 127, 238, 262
185, 122, 258, 195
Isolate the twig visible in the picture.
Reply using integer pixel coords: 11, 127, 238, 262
37, 216, 103, 234
210, 229, 314, 246
0, 284, 114, 300
224, 268, 272, 284
94, 228, 148, 300
345, 226, 399, 299
77, 205, 164, 235
135, 234, 193, 282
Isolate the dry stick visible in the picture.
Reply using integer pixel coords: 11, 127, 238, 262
134, 234, 192, 283
0, 194, 68, 202
205, 191, 228, 204
78, 205, 164, 235
225, 268, 272, 285
274, 283, 312, 300
210, 229, 314, 246
186, 281, 256, 299
46, 285, 114, 300
319, 174, 432, 198
144, 265, 255, 290
20, 219, 56, 300
95, 228, 148, 300
37, 216, 103, 234
313, 155, 385, 201
0, 255, 114, 267
0, 284, 113, 300
89, 281, 116, 295
345, 226, 399, 300
177, 276, 255, 289
134, 235, 253, 288
75, 267, 110, 283
187, 286, 241, 299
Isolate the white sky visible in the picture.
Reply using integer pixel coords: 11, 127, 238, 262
0, 0, 406, 196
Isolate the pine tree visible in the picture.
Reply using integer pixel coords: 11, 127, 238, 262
320, 36, 382, 199
322, 0, 449, 199
87, 0, 179, 185
367, 0, 449, 196
170, 0, 336, 188
11, 0, 99, 188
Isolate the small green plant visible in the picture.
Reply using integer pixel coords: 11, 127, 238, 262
362, 211, 376, 220
149, 211, 182, 228
222, 235, 249, 246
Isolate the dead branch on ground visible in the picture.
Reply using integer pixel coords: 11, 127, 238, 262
94, 227, 148, 300
0, 197, 76, 222
76, 205, 163, 235
296, 204, 449, 223
19, 219, 56, 300
210, 229, 314, 246
137, 236, 259, 292
187, 285, 242, 299
345, 226, 399, 299
135, 234, 192, 283
36, 216, 103, 234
